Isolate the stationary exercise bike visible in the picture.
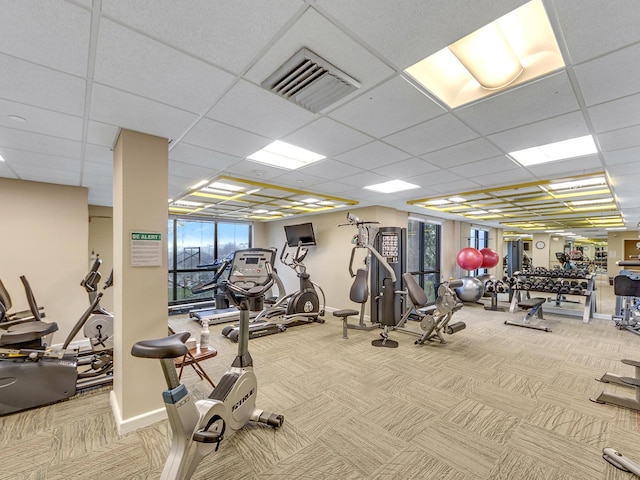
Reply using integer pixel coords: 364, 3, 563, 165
0, 261, 114, 415
131, 248, 284, 480
0, 291, 108, 415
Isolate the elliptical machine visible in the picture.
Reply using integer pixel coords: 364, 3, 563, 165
131, 248, 284, 480
222, 244, 325, 342
253, 242, 325, 322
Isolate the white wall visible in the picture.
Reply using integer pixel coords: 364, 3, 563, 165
0, 178, 89, 341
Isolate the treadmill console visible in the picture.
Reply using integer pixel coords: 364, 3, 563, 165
228, 248, 276, 288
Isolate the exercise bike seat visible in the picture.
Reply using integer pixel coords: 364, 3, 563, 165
131, 332, 190, 359
0, 319, 58, 347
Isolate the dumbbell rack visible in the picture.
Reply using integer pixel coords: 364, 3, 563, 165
509, 269, 596, 323
484, 279, 508, 312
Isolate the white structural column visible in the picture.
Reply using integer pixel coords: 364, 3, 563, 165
111, 129, 169, 433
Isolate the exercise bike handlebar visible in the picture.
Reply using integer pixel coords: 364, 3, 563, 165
80, 258, 103, 293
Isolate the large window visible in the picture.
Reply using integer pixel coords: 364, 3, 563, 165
407, 219, 441, 303
167, 217, 251, 304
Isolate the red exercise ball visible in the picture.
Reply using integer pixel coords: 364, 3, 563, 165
456, 247, 484, 270
480, 248, 500, 268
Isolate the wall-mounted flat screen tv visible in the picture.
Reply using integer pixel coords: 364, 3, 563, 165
284, 222, 317, 247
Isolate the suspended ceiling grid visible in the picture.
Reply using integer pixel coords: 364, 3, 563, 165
408, 172, 623, 233
169, 175, 358, 220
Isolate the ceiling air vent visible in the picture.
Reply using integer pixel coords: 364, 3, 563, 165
261, 48, 360, 113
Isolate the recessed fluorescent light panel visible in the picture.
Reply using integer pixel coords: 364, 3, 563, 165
548, 176, 605, 191
247, 140, 325, 170
509, 135, 598, 166
404, 0, 564, 108
569, 197, 614, 206
206, 181, 244, 192
364, 180, 420, 194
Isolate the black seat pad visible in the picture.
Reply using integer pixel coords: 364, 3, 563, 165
518, 297, 546, 309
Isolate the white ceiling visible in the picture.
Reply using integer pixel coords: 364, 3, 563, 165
1, 0, 640, 238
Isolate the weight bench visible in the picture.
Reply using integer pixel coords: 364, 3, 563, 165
590, 358, 640, 411
504, 297, 551, 332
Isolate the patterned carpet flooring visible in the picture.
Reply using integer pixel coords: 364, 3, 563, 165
1, 285, 639, 480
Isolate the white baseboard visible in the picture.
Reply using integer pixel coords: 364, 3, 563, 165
110, 390, 167, 435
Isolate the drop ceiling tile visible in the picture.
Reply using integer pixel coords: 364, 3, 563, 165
526, 155, 602, 178
95, 19, 235, 114
181, 118, 270, 158
87, 191, 113, 207
206, 80, 316, 138
221, 159, 287, 181
282, 117, 373, 157
419, 138, 502, 168
0, 162, 17, 178
297, 159, 364, 180
487, 111, 590, 152
245, 8, 394, 106
0, 99, 84, 141
414, 178, 481, 195
85, 143, 113, 165
456, 73, 580, 135
315, 0, 525, 68
306, 180, 355, 195
607, 161, 640, 176
0, 128, 81, 159
333, 141, 411, 170
13, 166, 81, 185
603, 146, 640, 167
372, 157, 440, 179
472, 168, 533, 188
384, 114, 477, 156
169, 160, 219, 181
270, 170, 326, 189
0, 53, 86, 116
1, 147, 81, 172
82, 161, 112, 178
169, 175, 196, 195
169, 142, 240, 171
90, 84, 199, 141
574, 43, 640, 107
612, 172, 640, 187
552, 0, 640, 64
588, 93, 640, 133
409, 169, 465, 188
87, 121, 120, 148
448, 156, 518, 177
328, 76, 445, 138
597, 124, 640, 152
102, 0, 302, 74
0, 1, 91, 76
0, 127, 82, 162
339, 170, 389, 188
